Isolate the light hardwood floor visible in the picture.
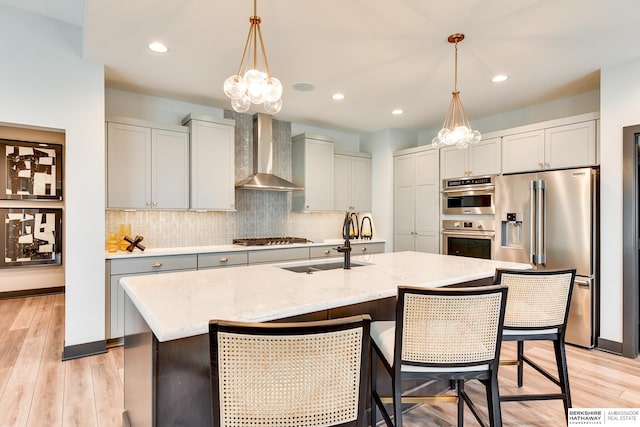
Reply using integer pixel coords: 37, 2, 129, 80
1, 294, 638, 427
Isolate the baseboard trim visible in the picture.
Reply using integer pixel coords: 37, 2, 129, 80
63, 340, 107, 361
596, 337, 623, 355
0, 286, 64, 300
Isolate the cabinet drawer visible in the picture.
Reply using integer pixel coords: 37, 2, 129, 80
198, 252, 248, 269
309, 245, 340, 259
110, 254, 197, 275
248, 247, 309, 264
351, 242, 385, 254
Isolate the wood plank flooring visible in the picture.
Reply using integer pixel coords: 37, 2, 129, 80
0, 294, 123, 427
0, 294, 638, 426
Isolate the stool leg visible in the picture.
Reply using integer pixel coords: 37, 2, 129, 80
371, 350, 378, 427
457, 380, 464, 426
517, 340, 524, 387
486, 371, 502, 427
554, 339, 572, 419
392, 375, 403, 427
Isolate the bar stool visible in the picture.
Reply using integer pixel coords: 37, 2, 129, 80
208, 315, 371, 427
370, 285, 509, 427
493, 268, 576, 420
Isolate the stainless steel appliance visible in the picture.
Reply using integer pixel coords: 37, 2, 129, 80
494, 167, 599, 348
442, 176, 495, 215
233, 237, 309, 246
442, 219, 495, 259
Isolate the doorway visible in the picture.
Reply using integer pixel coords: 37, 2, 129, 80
622, 124, 640, 358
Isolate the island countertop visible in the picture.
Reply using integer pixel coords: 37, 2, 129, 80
120, 251, 530, 342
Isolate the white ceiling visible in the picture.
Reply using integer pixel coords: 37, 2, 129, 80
4, 0, 640, 133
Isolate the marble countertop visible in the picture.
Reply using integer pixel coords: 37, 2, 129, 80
120, 251, 530, 342
105, 238, 385, 259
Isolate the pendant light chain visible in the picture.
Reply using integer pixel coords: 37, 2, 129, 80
453, 39, 459, 94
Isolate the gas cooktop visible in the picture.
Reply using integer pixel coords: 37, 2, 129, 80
232, 237, 309, 246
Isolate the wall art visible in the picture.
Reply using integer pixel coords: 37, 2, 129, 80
1, 208, 62, 268
0, 138, 63, 200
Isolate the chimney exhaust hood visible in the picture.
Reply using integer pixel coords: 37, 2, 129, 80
235, 113, 304, 192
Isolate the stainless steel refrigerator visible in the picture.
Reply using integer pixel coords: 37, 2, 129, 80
494, 167, 599, 348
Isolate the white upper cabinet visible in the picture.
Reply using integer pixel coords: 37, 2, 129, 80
544, 120, 597, 170
333, 151, 372, 212
292, 133, 334, 212
182, 114, 235, 211
501, 130, 544, 174
440, 137, 501, 179
502, 119, 596, 173
106, 119, 189, 209
439, 146, 467, 180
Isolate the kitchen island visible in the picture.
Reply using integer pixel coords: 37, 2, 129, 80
121, 251, 529, 427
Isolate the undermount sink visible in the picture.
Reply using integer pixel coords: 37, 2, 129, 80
278, 261, 370, 274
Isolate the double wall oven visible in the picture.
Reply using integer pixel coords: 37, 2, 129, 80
441, 176, 496, 259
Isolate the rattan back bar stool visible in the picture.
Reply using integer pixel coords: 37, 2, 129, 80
370, 285, 509, 427
208, 314, 371, 427
494, 268, 576, 421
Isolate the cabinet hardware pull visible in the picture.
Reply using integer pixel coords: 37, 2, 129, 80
361, 247, 367, 252
220, 257, 229, 262
152, 262, 163, 267
324, 249, 331, 255
146, 201, 151, 205
152, 201, 157, 206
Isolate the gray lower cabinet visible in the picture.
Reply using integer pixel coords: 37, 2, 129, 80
310, 242, 385, 259
351, 241, 385, 255
107, 254, 197, 339
247, 247, 310, 264
197, 251, 248, 269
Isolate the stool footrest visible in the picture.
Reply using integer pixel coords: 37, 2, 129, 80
379, 395, 458, 404
501, 393, 566, 402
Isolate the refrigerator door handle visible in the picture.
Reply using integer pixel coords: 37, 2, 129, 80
538, 179, 546, 265
530, 180, 537, 265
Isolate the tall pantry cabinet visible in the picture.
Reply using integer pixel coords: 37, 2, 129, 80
393, 146, 440, 253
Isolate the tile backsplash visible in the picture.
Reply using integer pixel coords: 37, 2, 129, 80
105, 110, 356, 248
105, 209, 346, 248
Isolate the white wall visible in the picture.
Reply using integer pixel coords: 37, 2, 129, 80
292, 123, 360, 152
106, 88, 225, 124
0, 6, 105, 347
599, 57, 640, 342
106, 88, 364, 152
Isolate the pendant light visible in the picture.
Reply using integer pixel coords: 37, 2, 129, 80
223, 0, 282, 114
432, 33, 481, 149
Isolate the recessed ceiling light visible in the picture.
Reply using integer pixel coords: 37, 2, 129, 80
293, 82, 315, 92
392, 109, 403, 115
491, 74, 509, 83
148, 42, 168, 53
332, 93, 345, 100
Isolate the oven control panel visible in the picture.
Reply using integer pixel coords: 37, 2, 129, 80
442, 219, 495, 232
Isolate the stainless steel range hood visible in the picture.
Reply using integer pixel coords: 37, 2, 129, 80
235, 113, 304, 191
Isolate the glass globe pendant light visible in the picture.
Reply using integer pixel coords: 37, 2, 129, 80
432, 33, 481, 149
223, 0, 283, 114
